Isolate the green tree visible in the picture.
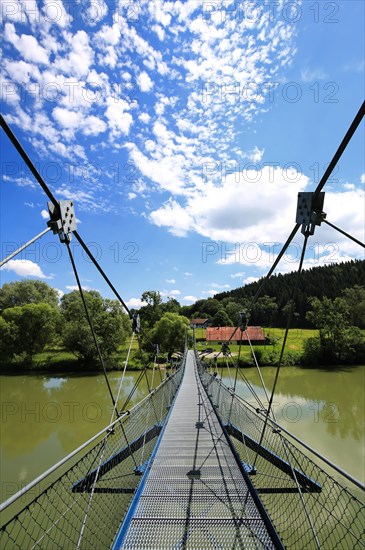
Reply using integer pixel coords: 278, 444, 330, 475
253, 296, 278, 326
342, 285, 365, 328
0, 280, 59, 311
161, 297, 181, 314
225, 301, 246, 326
0, 316, 18, 359
306, 296, 349, 348
151, 313, 189, 358
305, 296, 365, 363
212, 310, 233, 327
201, 298, 223, 317
60, 291, 130, 361
139, 291, 163, 327
2, 303, 58, 361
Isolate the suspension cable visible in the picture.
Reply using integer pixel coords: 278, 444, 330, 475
322, 218, 365, 248
66, 241, 116, 409
226, 352, 267, 411
0, 114, 58, 206
247, 100, 365, 309
313, 101, 365, 199
244, 328, 274, 419
252, 233, 309, 471
110, 331, 136, 423
73, 231, 131, 316
0, 227, 51, 268
1, 113, 161, 402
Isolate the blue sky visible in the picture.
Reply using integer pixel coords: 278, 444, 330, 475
1, 0, 364, 308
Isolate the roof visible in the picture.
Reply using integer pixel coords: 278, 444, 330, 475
190, 318, 209, 325
206, 326, 265, 341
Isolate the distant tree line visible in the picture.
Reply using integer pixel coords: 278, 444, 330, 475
0, 280, 131, 366
1, 260, 364, 368
210, 260, 365, 328
0, 282, 189, 368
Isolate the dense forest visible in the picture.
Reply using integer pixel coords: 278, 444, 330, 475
184, 260, 365, 328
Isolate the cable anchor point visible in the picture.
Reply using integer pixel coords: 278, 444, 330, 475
47, 200, 77, 243
296, 192, 326, 236
132, 313, 141, 333
239, 311, 249, 332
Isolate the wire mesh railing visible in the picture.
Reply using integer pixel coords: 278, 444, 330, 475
0, 357, 185, 550
197, 353, 365, 550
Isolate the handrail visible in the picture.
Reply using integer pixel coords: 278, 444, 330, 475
197, 360, 365, 492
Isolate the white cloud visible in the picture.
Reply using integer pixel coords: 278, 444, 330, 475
128, 146, 188, 196
4, 23, 49, 64
128, 192, 137, 200
55, 30, 94, 77
53, 107, 81, 128
105, 97, 133, 136
52, 107, 107, 137
139, 113, 151, 124
82, 0, 108, 26
301, 68, 328, 82
166, 278, 176, 284
149, 166, 309, 242
211, 283, 230, 289
231, 272, 245, 278
361, 174, 365, 184
202, 290, 217, 297
343, 182, 355, 190
243, 276, 260, 285
152, 24, 165, 41
182, 296, 198, 303
1, 260, 52, 279
150, 200, 193, 236
137, 71, 153, 92
43, 0, 72, 28
184, 272, 192, 276
126, 297, 147, 309
161, 289, 181, 297
248, 146, 264, 163
41, 209, 49, 219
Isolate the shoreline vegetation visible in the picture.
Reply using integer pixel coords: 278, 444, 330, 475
1, 327, 364, 374
1, 271, 364, 373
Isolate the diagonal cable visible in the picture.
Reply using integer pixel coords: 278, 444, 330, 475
66, 241, 116, 409
322, 218, 365, 248
252, 233, 309, 471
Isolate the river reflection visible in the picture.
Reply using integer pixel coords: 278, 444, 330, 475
0, 370, 156, 501
220, 364, 365, 483
0, 365, 364, 502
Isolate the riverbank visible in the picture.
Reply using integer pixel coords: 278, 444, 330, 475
2, 327, 364, 373
0, 347, 177, 374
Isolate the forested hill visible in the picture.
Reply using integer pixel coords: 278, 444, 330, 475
212, 259, 365, 327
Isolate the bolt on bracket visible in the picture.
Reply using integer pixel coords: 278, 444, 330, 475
47, 200, 77, 243
296, 192, 326, 236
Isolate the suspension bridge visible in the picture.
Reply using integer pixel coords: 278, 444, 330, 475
1, 103, 364, 549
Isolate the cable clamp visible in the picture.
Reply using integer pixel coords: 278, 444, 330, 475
296, 192, 326, 236
47, 200, 77, 243
132, 313, 141, 333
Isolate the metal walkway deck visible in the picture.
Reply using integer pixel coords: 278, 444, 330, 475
114, 351, 281, 549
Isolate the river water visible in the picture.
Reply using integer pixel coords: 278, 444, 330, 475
1, 364, 364, 503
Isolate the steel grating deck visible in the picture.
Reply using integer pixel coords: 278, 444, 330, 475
114, 351, 279, 549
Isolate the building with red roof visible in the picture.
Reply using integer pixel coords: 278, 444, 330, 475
206, 326, 266, 344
